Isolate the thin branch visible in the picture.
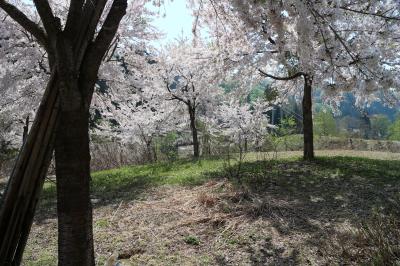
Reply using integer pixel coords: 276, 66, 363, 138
165, 80, 188, 105
259, 69, 306, 80
309, 6, 373, 78
340, 6, 400, 21
0, 0, 48, 49
84, 0, 127, 70
105, 35, 120, 62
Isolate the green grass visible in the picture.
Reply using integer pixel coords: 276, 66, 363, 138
237, 156, 400, 187
94, 158, 223, 186
28, 152, 400, 265
39, 158, 226, 207
38, 153, 400, 211
91, 158, 225, 199
184, 235, 200, 246
23, 251, 56, 266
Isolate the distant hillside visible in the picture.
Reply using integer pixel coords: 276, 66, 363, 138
338, 93, 398, 121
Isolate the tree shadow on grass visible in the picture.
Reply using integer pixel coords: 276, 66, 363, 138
36, 173, 165, 223
236, 156, 400, 220
219, 156, 400, 264
35, 155, 400, 236
35, 159, 222, 222
31, 156, 399, 264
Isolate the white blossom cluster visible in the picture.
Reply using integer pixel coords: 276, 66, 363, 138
190, 0, 400, 106
2, 0, 398, 153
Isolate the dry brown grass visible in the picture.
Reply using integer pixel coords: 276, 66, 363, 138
246, 149, 400, 161
24, 178, 400, 265
21, 151, 400, 265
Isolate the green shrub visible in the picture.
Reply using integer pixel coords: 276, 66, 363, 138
184, 235, 200, 245
389, 117, 400, 141
314, 109, 337, 136
159, 132, 178, 160
370, 115, 390, 140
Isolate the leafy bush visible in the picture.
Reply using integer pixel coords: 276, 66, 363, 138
184, 235, 200, 245
276, 117, 297, 137
389, 117, 400, 141
158, 132, 178, 160
263, 117, 299, 153
314, 109, 337, 136
0, 114, 13, 161
370, 115, 390, 140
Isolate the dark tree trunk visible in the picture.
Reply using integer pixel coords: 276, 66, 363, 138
258, 69, 315, 159
146, 140, 154, 163
0, 73, 59, 265
202, 133, 211, 156
188, 106, 200, 158
0, 1, 128, 264
55, 106, 94, 265
22, 115, 30, 144
152, 141, 158, 162
302, 75, 314, 160
53, 1, 128, 263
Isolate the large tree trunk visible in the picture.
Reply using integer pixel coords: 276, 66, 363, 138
188, 106, 200, 158
55, 105, 94, 265
0, 0, 128, 264
0, 73, 59, 265
302, 75, 314, 160
52, 0, 127, 262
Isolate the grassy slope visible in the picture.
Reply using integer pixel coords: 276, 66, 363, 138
24, 151, 400, 265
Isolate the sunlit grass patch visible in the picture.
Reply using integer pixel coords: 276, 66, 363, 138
89, 158, 225, 201
26, 151, 400, 265
39, 151, 400, 208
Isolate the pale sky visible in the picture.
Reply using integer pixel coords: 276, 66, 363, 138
149, 0, 194, 46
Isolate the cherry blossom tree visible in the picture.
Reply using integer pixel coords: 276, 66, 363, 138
0, 0, 153, 263
213, 99, 273, 152
191, 0, 400, 160
153, 39, 225, 158
0, 0, 398, 263
108, 80, 181, 162
0, 11, 49, 149
0, 0, 158, 148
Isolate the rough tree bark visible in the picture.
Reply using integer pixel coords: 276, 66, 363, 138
55, 107, 94, 265
0, 72, 59, 265
22, 115, 30, 144
55, 2, 128, 263
259, 69, 315, 160
188, 105, 200, 158
0, 0, 128, 264
302, 75, 314, 160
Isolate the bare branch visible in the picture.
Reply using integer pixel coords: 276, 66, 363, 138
104, 35, 120, 62
74, 0, 108, 66
259, 69, 305, 80
32, 0, 60, 40
83, 0, 127, 70
340, 6, 400, 21
0, 0, 48, 49
64, 0, 84, 37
